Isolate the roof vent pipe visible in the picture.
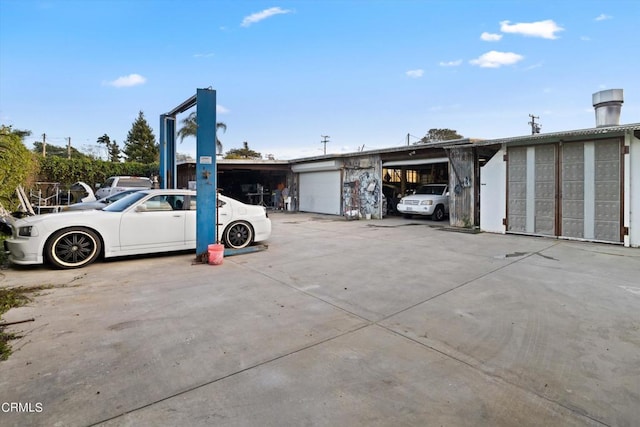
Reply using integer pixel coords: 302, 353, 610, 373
592, 89, 623, 127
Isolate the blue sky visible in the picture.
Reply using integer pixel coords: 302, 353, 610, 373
1, 0, 638, 160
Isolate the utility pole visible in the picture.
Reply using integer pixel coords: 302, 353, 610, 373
42, 133, 46, 157
66, 137, 71, 159
528, 114, 541, 135
320, 135, 330, 155
407, 133, 410, 146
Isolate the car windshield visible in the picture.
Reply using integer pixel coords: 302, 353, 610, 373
102, 191, 149, 212
104, 190, 137, 202
415, 185, 446, 195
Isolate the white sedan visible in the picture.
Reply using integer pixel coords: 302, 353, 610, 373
4, 189, 271, 269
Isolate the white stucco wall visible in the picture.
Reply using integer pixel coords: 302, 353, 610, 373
626, 131, 640, 247
480, 146, 506, 233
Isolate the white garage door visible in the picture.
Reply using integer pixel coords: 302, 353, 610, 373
299, 171, 341, 215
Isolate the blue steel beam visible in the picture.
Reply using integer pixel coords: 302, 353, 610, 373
159, 115, 176, 188
195, 88, 217, 254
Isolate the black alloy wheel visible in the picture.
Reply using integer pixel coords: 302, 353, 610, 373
45, 227, 102, 269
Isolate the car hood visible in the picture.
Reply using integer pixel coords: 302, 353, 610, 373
402, 194, 443, 201
65, 202, 107, 211
12, 210, 113, 228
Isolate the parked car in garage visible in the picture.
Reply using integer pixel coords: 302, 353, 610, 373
4, 189, 271, 269
63, 189, 142, 211
396, 184, 449, 221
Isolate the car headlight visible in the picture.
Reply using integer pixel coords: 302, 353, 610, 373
420, 200, 433, 206
18, 226, 37, 237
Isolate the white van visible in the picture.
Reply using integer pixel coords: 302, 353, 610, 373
95, 176, 153, 199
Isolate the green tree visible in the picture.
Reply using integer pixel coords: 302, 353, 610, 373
122, 111, 158, 163
417, 128, 463, 143
0, 125, 37, 209
224, 141, 262, 159
176, 111, 227, 154
97, 133, 122, 162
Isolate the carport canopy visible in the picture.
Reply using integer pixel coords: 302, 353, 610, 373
383, 157, 449, 167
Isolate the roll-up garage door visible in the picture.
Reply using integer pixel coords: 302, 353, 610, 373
299, 171, 342, 215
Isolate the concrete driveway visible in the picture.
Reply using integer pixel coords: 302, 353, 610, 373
1, 212, 638, 426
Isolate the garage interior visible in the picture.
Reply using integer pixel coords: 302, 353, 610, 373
177, 160, 290, 209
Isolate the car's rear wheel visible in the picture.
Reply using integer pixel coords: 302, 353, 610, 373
432, 205, 445, 221
403, 213, 412, 219
223, 221, 254, 249
45, 227, 101, 269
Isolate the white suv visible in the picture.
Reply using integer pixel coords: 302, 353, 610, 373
95, 176, 153, 199
396, 184, 449, 221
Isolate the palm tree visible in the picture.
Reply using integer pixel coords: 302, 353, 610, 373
176, 111, 227, 154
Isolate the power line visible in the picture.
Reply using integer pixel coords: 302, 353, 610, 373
528, 114, 541, 135
320, 135, 330, 155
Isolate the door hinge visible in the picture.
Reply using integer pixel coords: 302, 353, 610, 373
624, 145, 630, 155
502, 218, 508, 226
623, 226, 629, 235
503, 154, 508, 161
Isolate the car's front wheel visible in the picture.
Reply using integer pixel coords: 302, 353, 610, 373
45, 227, 102, 269
432, 205, 445, 221
223, 221, 254, 249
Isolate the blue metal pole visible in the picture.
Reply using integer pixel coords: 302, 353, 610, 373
159, 114, 176, 189
159, 114, 167, 189
195, 88, 217, 254
166, 116, 176, 189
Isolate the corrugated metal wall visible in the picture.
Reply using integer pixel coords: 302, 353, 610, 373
448, 147, 475, 227
507, 139, 622, 242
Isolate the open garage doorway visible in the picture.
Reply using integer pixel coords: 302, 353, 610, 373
382, 158, 449, 215
177, 160, 290, 209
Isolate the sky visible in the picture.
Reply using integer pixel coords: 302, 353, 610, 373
1, 0, 639, 161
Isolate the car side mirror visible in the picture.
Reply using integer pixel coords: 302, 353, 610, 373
446, 192, 449, 197
135, 205, 147, 212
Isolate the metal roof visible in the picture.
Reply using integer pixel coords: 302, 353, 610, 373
288, 138, 474, 163
463, 123, 640, 148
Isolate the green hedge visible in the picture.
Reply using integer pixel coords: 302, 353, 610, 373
37, 157, 159, 189
0, 131, 37, 210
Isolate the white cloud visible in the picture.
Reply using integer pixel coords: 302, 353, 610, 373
439, 59, 462, 67
481, 32, 502, 42
104, 73, 146, 88
595, 14, 612, 21
500, 19, 564, 39
581, 36, 591, 41
194, 52, 215, 58
217, 105, 229, 114
241, 7, 292, 27
470, 51, 524, 68
523, 62, 543, 71
406, 69, 424, 78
